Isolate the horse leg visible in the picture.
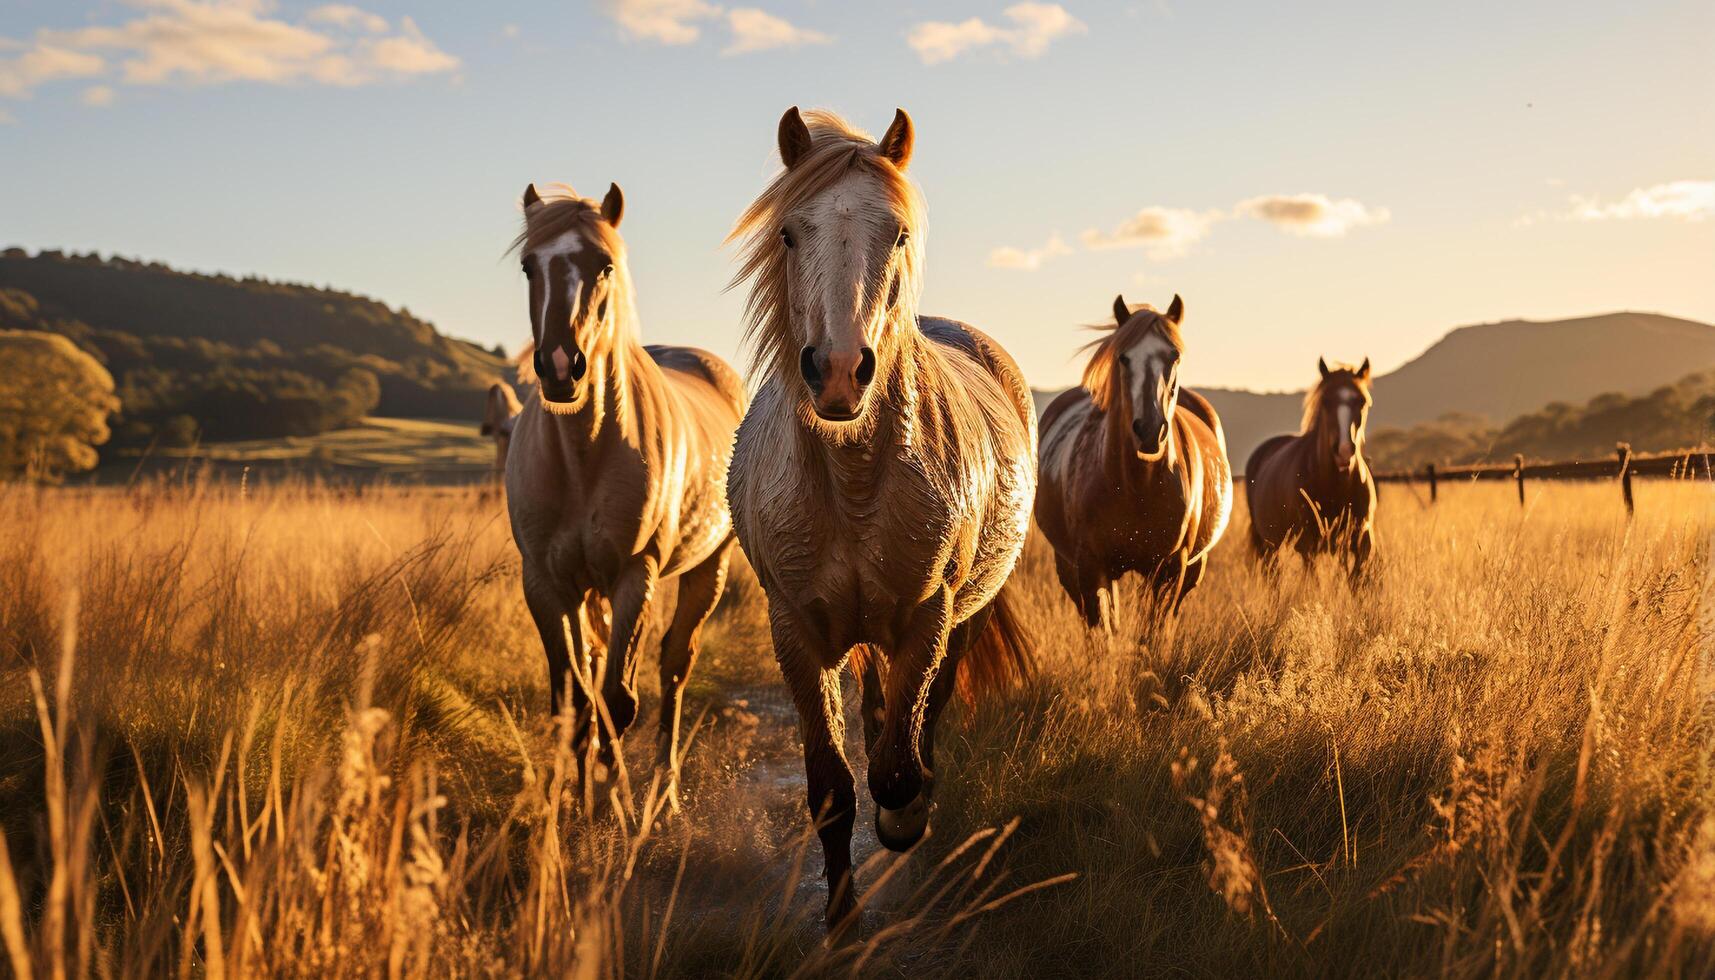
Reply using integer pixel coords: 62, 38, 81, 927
869, 586, 953, 852
859, 649, 885, 755
919, 602, 992, 800
771, 608, 857, 932
1174, 555, 1207, 615
1349, 524, 1374, 586
1053, 554, 1093, 624
522, 570, 586, 722
655, 541, 733, 799
595, 555, 660, 762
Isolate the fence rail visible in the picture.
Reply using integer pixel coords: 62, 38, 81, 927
1374, 449, 1712, 484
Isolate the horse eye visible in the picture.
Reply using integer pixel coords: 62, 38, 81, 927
521, 260, 533, 278
781, 228, 795, 249
602, 263, 615, 277
895, 229, 910, 249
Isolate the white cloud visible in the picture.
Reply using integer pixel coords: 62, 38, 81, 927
0, 44, 106, 99
603, 0, 721, 45
2, 0, 457, 101
363, 17, 459, 75
81, 84, 115, 107
1564, 180, 1713, 222
908, 3, 1085, 65
988, 233, 1072, 270
1081, 207, 1222, 260
1235, 193, 1390, 237
722, 8, 831, 55
308, 4, 389, 34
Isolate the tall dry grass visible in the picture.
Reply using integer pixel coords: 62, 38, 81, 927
0, 473, 1708, 976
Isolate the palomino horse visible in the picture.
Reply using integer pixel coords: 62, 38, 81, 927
480, 382, 522, 474
1037, 295, 1233, 629
726, 107, 1037, 930
1245, 358, 1377, 580
505, 182, 746, 781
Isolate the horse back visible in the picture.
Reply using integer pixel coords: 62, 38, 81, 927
918, 316, 1037, 440
1038, 385, 1090, 444
1177, 387, 1226, 453
644, 344, 747, 417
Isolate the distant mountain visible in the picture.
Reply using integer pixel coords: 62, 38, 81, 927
0, 249, 511, 445
1035, 312, 1715, 470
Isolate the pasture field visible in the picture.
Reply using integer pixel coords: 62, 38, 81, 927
95, 418, 497, 483
0, 475, 1709, 977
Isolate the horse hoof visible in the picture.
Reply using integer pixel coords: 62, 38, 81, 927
874, 793, 929, 851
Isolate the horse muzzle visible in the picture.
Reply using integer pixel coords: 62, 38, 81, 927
535, 345, 588, 405
801, 344, 875, 423
1132, 418, 1168, 460
875, 792, 930, 851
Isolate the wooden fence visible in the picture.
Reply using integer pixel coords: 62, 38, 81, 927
1374, 446, 1710, 517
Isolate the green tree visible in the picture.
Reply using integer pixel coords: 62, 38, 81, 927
0, 329, 120, 479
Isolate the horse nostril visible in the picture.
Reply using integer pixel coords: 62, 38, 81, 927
1132, 419, 1148, 441
855, 347, 876, 386
569, 349, 587, 381
799, 346, 821, 388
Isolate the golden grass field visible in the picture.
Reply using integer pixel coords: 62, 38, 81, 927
0, 474, 1709, 977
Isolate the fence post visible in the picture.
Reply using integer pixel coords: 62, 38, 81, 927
1513, 454, 1525, 507
1425, 462, 1438, 504
1616, 442, 1634, 518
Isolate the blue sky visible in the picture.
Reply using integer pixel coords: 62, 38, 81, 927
3, 0, 1711, 392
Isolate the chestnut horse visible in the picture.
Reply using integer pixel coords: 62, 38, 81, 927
1036, 295, 1233, 630
504, 182, 746, 782
480, 382, 522, 474
726, 108, 1036, 930
1245, 358, 1376, 580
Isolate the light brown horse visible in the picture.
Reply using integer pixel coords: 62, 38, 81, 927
505, 182, 746, 780
480, 381, 522, 474
726, 107, 1036, 930
1036, 295, 1233, 630
1245, 358, 1377, 580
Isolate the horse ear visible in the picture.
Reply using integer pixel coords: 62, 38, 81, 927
522, 184, 541, 209
1165, 293, 1184, 325
1358, 357, 1371, 380
778, 106, 813, 169
601, 182, 624, 228
1318, 357, 1331, 379
879, 108, 914, 170
1112, 294, 1130, 328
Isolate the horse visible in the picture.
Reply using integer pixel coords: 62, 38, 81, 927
1245, 357, 1377, 580
504, 182, 746, 784
725, 107, 1037, 931
1036, 294, 1233, 631
480, 381, 522, 474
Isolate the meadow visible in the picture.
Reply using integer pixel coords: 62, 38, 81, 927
0, 474, 1708, 977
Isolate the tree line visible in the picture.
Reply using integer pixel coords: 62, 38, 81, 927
0, 249, 510, 448
1367, 368, 1715, 471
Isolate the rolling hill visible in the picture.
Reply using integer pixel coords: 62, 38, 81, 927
1036, 312, 1715, 470
0, 248, 512, 446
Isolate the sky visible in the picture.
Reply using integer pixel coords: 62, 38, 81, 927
2, 0, 1711, 393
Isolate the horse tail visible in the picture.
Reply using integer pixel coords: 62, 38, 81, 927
514, 341, 538, 385
956, 580, 1034, 703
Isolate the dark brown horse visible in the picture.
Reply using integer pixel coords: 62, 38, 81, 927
1036, 294, 1233, 630
726, 107, 1036, 931
1245, 358, 1377, 579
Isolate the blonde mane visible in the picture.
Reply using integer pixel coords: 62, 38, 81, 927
725, 110, 928, 381
1079, 305, 1183, 414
